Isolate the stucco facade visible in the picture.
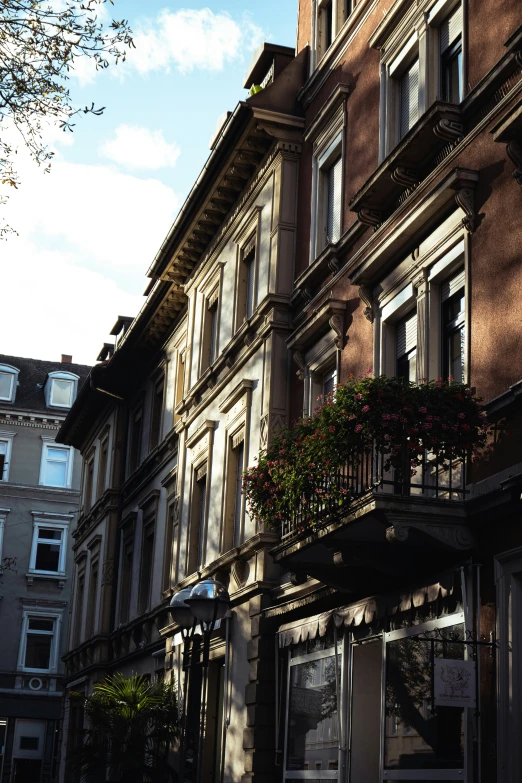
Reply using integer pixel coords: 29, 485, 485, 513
0, 355, 89, 783
58, 2, 522, 782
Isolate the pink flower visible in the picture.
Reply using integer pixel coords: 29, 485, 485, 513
418, 407, 427, 414
362, 405, 370, 413
355, 424, 363, 432
355, 393, 363, 400
458, 413, 465, 419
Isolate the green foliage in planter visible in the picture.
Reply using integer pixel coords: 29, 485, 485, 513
242, 375, 489, 529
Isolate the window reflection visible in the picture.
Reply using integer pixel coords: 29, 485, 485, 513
286, 645, 340, 775
385, 624, 465, 770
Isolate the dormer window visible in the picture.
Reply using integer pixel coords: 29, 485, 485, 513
0, 364, 19, 404
44, 371, 79, 409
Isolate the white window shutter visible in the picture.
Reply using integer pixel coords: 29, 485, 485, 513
440, 5, 462, 53
400, 58, 420, 139
441, 268, 465, 302
326, 155, 342, 243
396, 310, 417, 358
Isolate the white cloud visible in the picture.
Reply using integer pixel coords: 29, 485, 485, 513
0, 240, 144, 365
0, 144, 181, 364
100, 124, 181, 170
126, 8, 265, 76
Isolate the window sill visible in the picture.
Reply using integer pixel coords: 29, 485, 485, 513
350, 101, 463, 225
26, 572, 67, 589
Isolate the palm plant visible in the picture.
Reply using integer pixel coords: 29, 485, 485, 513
71, 672, 180, 782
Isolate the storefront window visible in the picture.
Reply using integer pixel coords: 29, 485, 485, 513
285, 635, 341, 779
385, 622, 465, 772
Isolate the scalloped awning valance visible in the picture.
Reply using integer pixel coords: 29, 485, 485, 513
278, 573, 456, 647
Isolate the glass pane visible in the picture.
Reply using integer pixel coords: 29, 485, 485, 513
28, 619, 54, 632
44, 459, 67, 487
0, 373, 12, 399
25, 633, 52, 669
385, 624, 465, 771
46, 448, 68, 462
35, 543, 60, 572
51, 379, 73, 406
286, 653, 340, 772
38, 528, 62, 541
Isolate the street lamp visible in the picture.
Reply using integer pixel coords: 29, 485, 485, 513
169, 579, 231, 783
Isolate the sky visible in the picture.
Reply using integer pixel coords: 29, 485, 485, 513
0, 0, 297, 366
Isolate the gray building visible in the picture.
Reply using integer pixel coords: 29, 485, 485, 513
0, 354, 89, 783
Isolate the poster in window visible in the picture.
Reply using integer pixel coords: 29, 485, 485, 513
434, 658, 476, 708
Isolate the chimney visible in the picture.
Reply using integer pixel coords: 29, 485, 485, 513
61, 354, 72, 364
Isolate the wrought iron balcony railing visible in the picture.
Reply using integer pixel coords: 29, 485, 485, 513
280, 444, 467, 540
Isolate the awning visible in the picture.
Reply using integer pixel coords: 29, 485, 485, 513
278, 573, 456, 647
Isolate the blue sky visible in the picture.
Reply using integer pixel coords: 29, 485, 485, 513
0, 1, 296, 364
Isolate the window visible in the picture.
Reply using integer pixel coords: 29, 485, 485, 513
84, 455, 94, 513
129, 408, 143, 475
396, 309, 417, 382
149, 379, 164, 451
19, 615, 58, 672
440, 5, 463, 103
0, 364, 18, 403
312, 130, 343, 259
174, 352, 185, 421
44, 371, 79, 409
237, 239, 257, 327
138, 521, 155, 614
29, 523, 67, 575
376, 1, 464, 157
209, 303, 219, 366
39, 441, 73, 488
189, 468, 207, 573
314, 0, 352, 65
85, 559, 99, 639
73, 570, 85, 647
97, 435, 109, 498
162, 497, 179, 592
322, 366, 337, 399
399, 57, 420, 139
441, 268, 465, 382
376, 225, 466, 383
0, 432, 15, 482
284, 634, 342, 778
223, 435, 246, 552
119, 533, 134, 624
384, 617, 465, 774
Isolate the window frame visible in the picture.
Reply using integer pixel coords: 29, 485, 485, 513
312, 0, 353, 68
119, 520, 136, 625
377, 0, 464, 161
138, 513, 156, 615
128, 406, 143, 476
0, 364, 19, 403
28, 519, 68, 577
44, 371, 79, 409
149, 375, 165, 452
375, 222, 467, 384
97, 430, 110, 499
0, 431, 16, 482
313, 134, 344, 259
38, 439, 74, 489
17, 611, 61, 674
283, 635, 345, 779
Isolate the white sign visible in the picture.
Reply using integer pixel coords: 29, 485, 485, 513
434, 658, 476, 708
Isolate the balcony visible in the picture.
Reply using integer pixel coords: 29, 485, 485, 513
271, 445, 470, 592
243, 376, 487, 593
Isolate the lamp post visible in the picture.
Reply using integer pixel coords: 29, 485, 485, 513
170, 579, 230, 783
